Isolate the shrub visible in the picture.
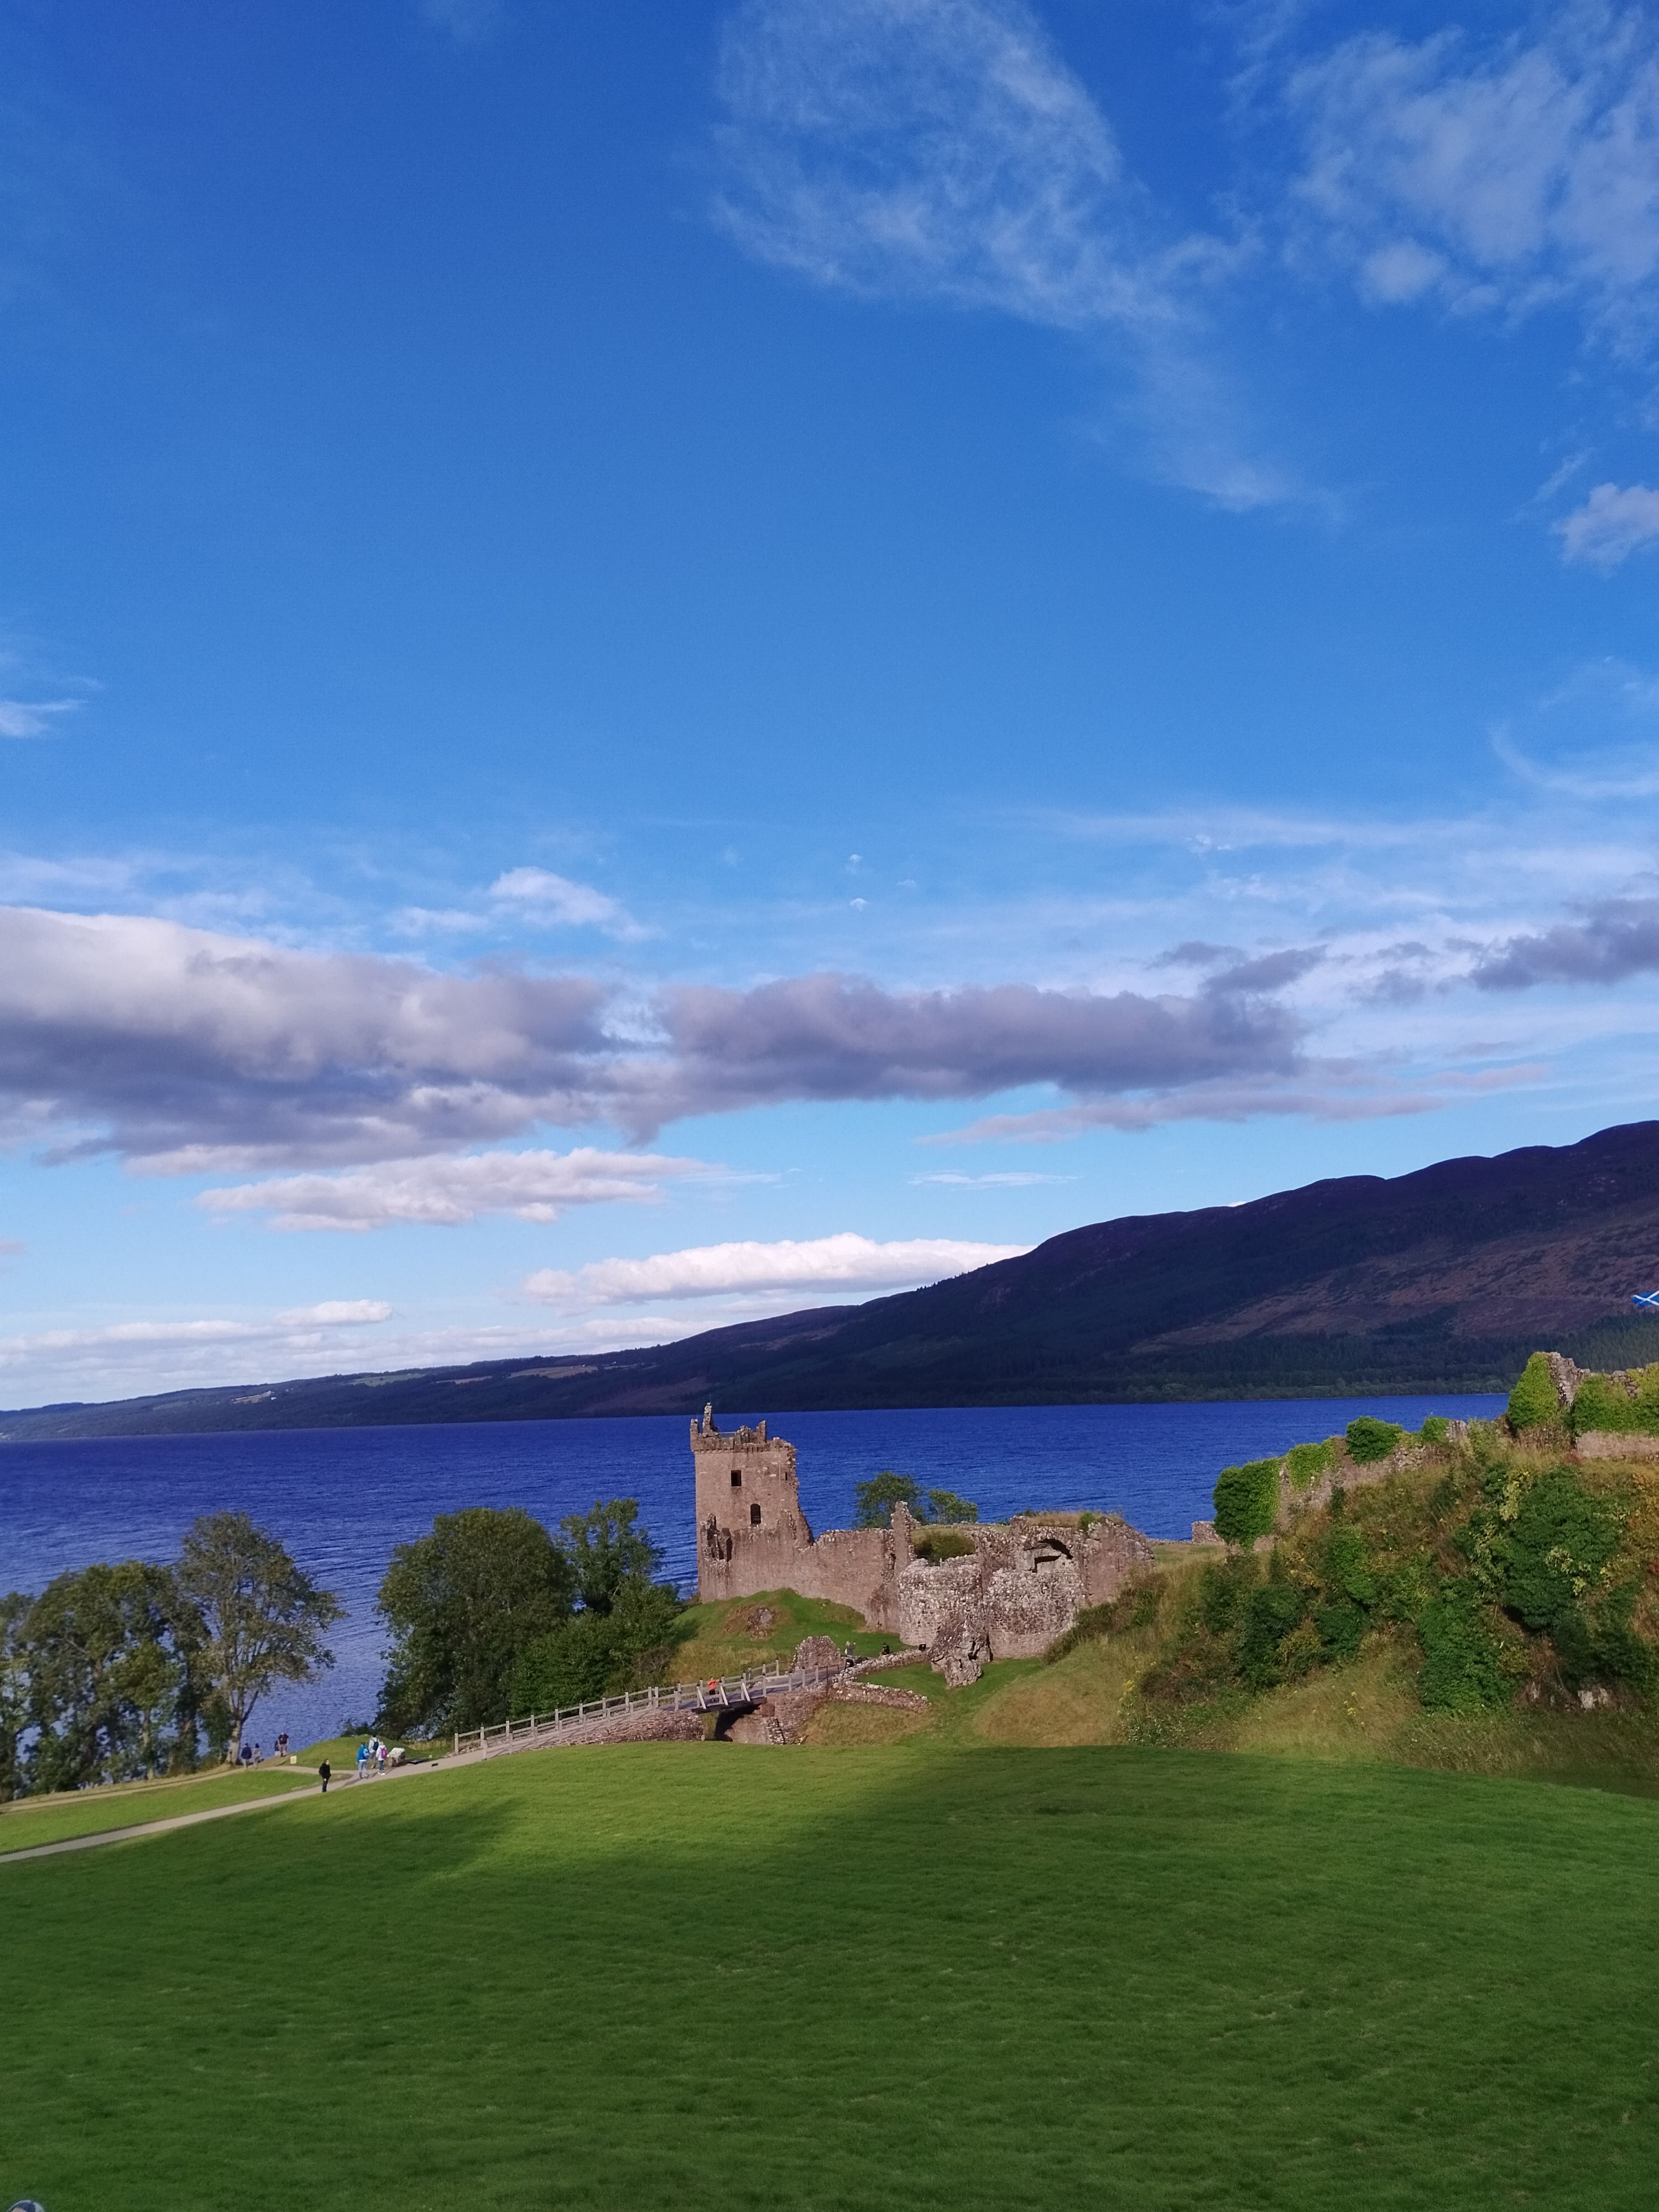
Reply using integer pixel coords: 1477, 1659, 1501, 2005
1213, 1458, 1280, 1547
1417, 1587, 1511, 1713
1506, 1352, 1561, 1432
1285, 1439, 1335, 1489
1420, 1415, 1451, 1443
1238, 1580, 1308, 1688
1345, 1417, 1404, 1465
912, 1527, 975, 1563
1493, 1468, 1621, 1633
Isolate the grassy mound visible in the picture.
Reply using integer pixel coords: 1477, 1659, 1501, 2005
9, 1740, 1659, 2208
662, 1588, 899, 1683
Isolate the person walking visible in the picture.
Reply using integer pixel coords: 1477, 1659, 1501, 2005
275, 1731, 289, 1761
319, 1759, 331, 1794
355, 1741, 369, 1783
375, 1741, 387, 1775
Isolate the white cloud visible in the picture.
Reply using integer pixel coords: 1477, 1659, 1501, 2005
197, 1147, 719, 1232
713, 0, 1291, 508
0, 1299, 392, 1368
1556, 482, 1659, 567
523, 1231, 1026, 1307
276, 1300, 393, 1324
1287, 9, 1659, 341
489, 867, 650, 941
0, 698, 80, 739
910, 1170, 1074, 1186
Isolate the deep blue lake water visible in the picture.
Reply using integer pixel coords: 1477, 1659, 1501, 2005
0, 1392, 1505, 1747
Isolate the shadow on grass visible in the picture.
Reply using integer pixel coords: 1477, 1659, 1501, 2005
8, 1741, 1659, 2211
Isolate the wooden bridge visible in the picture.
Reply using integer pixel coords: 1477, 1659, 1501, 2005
451, 1656, 857, 1760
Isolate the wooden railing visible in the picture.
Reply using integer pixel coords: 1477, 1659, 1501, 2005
450, 1659, 853, 1759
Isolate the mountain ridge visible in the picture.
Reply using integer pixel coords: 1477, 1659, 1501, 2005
9, 1119, 1659, 1441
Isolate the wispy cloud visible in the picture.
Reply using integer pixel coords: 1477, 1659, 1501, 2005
488, 866, 652, 941
523, 1231, 1025, 1307
1286, 7, 1659, 345
0, 698, 81, 739
910, 1169, 1074, 1186
712, 0, 1291, 507
1557, 482, 1659, 567
198, 1147, 720, 1233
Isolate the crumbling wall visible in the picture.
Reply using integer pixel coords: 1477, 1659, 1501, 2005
690, 1408, 1154, 1682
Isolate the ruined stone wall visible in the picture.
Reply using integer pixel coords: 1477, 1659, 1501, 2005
691, 1404, 911, 1623
690, 1408, 1155, 1680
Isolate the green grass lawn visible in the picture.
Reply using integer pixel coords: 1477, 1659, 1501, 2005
8, 1739, 1659, 2209
0, 1765, 314, 1853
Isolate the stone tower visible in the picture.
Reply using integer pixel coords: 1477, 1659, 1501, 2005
691, 1402, 815, 1601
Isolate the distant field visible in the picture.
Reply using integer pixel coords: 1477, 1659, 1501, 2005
0, 1765, 314, 1853
7, 1738, 1659, 2210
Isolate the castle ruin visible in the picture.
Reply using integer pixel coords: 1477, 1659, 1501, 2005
692, 1404, 1154, 1683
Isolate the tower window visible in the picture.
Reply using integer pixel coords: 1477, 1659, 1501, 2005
731, 1469, 742, 1487
750, 1503, 762, 1526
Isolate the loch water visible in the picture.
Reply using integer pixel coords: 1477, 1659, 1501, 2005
0, 1392, 1505, 1747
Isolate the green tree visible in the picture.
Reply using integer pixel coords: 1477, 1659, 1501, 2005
1506, 1352, 1561, 1432
176, 1512, 344, 1763
0, 1590, 32, 1799
558, 1498, 663, 1616
926, 1488, 979, 1524
854, 1472, 926, 1527
511, 1578, 684, 1716
376, 1506, 574, 1736
22, 1561, 201, 1792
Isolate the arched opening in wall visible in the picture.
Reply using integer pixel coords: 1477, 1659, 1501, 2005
750, 1503, 762, 1527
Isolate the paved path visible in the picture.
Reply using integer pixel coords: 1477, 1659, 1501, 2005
0, 1756, 467, 1865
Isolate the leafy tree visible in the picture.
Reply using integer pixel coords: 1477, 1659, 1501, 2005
854, 1473, 925, 1527
1506, 1352, 1562, 1432
176, 1512, 343, 1762
558, 1498, 663, 1616
926, 1488, 979, 1524
22, 1561, 202, 1792
376, 1506, 574, 1736
1212, 1458, 1279, 1547
511, 1578, 684, 1715
0, 1590, 32, 1799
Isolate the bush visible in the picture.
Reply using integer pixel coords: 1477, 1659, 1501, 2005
1567, 1373, 1650, 1437
912, 1527, 975, 1563
1285, 1439, 1335, 1489
1506, 1352, 1561, 1432
1493, 1468, 1621, 1634
1420, 1415, 1451, 1443
1417, 1587, 1511, 1713
1345, 1417, 1404, 1465
1238, 1580, 1309, 1688
1213, 1458, 1280, 1547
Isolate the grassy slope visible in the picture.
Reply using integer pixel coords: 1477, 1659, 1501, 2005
663, 1589, 899, 1684
8, 1740, 1659, 2209
0, 1765, 313, 1851
974, 1632, 1659, 1785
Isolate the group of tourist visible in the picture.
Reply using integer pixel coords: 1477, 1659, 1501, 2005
234, 1730, 290, 1767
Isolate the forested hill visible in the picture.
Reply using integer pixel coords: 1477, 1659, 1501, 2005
11, 1119, 1659, 1441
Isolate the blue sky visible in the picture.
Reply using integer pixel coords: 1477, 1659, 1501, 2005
6, 0, 1659, 1402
